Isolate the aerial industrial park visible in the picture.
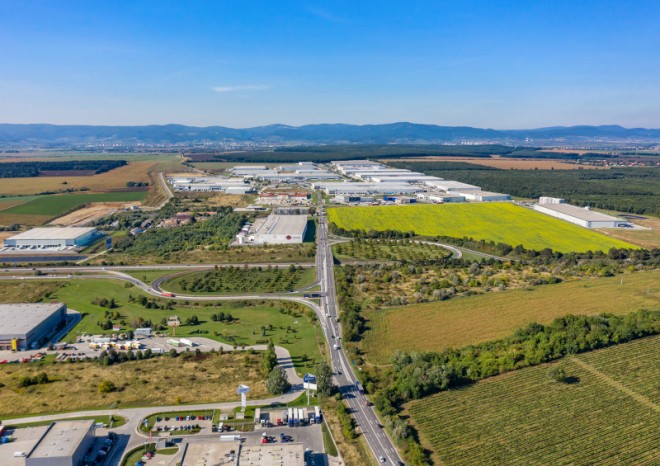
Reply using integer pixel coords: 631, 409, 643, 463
0, 149, 655, 466
0, 2, 659, 466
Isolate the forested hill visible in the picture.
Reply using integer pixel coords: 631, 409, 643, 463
1, 123, 660, 146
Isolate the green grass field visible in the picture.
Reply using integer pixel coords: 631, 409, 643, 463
362, 270, 659, 364
163, 267, 317, 295
2, 191, 147, 216
407, 335, 660, 465
0, 279, 322, 373
327, 203, 636, 253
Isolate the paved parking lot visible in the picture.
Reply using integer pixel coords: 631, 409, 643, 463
253, 424, 325, 453
151, 414, 214, 436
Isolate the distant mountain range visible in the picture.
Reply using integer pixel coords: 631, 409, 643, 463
1, 122, 659, 147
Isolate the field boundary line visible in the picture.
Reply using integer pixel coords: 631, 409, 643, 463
570, 356, 659, 413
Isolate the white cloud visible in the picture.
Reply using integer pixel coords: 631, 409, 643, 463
212, 84, 269, 93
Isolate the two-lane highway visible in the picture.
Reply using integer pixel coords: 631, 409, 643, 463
316, 209, 404, 465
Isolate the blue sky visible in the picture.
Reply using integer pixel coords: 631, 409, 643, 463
1, 1, 658, 128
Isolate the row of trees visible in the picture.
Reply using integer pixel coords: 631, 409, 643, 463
359, 310, 660, 465
0, 160, 127, 178
392, 163, 659, 215
378, 310, 659, 405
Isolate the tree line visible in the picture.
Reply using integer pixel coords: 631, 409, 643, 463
389, 162, 660, 215
0, 160, 127, 178
366, 310, 659, 465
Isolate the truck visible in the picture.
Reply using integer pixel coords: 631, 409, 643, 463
179, 338, 194, 347
288, 408, 294, 427
293, 408, 299, 427
355, 381, 364, 395
314, 406, 321, 423
220, 434, 240, 442
298, 409, 305, 426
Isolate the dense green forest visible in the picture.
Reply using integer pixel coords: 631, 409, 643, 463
184, 144, 564, 163
113, 207, 244, 256
390, 162, 660, 215
0, 160, 127, 178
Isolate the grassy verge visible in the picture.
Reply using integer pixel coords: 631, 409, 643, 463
6, 414, 127, 429
121, 443, 156, 466
322, 421, 339, 457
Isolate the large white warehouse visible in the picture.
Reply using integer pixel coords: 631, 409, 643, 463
533, 203, 626, 228
3, 227, 98, 250
241, 214, 308, 245
0, 303, 67, 351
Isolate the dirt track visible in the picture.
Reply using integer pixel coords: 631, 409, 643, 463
49, 202, 140, 226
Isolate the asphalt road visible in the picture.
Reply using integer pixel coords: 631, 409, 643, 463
316, 210, 404, 466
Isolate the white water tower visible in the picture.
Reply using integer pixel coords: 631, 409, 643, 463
237, 384, 250, 412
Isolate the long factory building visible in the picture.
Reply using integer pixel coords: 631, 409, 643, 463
0, 303, 67, 351
238, 213, 308, 245
533, 201, 626, 228
2, 227, 99, 251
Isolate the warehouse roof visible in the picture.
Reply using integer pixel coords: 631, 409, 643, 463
0, 303, 66, 337
253, 214, 308, 236
181, 442, 239, 465
465, 191, 511, 197
536, 203, 622, 222
29, 420, 93, 459
6, 227, 96, 241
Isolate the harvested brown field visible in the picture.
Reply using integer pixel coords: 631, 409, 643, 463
0, 352, 267, 416
599, 215, 660, 249
206, 193, 256, 208
50, 202, 138, 226
0, 199, 30, 211
361, 270, 659, 365
379, 157, 604, 170
0, 231, 15, 243
0, 213, 53, 226
0, 161, 155, 196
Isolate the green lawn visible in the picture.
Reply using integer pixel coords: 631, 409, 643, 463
48, 279, 322, 372
121, 269, 177, 284
2, 191, 147, 216
327, 203, 636, 253
7, 414, 127, 429
163, 267, 317, 295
